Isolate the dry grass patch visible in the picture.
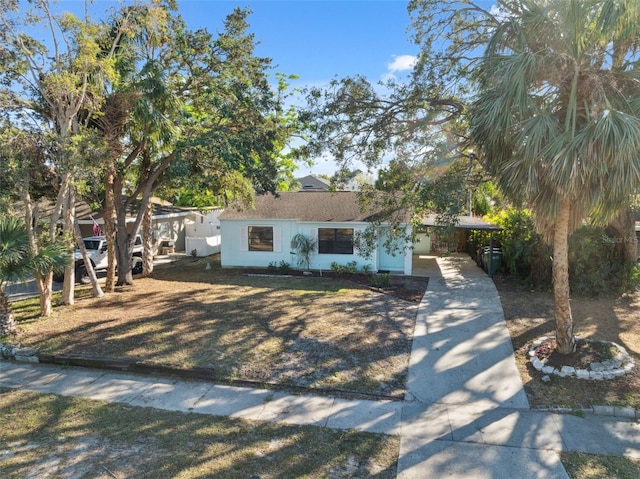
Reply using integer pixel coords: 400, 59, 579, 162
496, 277, 640, 409
12, 257, 423, 398
0, 388, 399, 479
561, 451, 640, 479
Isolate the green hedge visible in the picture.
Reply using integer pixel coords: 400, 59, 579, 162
467, 209, 639, 296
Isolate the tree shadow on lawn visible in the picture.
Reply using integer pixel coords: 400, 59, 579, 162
495, 278, 640, 409
0, 388, 399, 479
15, 271, 421, 399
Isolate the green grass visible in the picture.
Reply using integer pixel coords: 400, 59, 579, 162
0, 388, 399, 478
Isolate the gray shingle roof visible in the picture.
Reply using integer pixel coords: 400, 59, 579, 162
296, 175, 330, 191
219, 191, 403, 222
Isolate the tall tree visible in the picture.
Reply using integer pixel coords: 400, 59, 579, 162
0, 0, 135, 306
470, 0, 640, 353
298, 70, 475, 257
99, 7, 286, 285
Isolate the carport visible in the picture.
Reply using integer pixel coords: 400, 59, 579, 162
416, 215, 503, 275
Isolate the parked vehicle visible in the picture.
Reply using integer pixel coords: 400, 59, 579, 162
55, 235, 143, 284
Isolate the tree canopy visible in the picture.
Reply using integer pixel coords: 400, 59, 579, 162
300, 0, 640, 355
1, 1, 299, 293
470, 0, 640, 352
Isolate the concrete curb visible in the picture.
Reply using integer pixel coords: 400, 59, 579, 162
531, 404, 640, 419
0, 345, 403, 403
3, 342, 638, 421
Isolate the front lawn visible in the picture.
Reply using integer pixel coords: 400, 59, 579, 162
0, 388, 399, 479
10, 256, 423, 399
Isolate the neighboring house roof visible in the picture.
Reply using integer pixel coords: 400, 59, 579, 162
220, 191, 407, 223
296, 175, 330, 191
76, 202, 197, 224
19, 198, 199, 224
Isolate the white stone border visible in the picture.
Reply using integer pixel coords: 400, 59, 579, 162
528, 336, 636, 380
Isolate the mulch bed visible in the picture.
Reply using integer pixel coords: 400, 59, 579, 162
534, 338, 617, 370
243, 268, 429, 303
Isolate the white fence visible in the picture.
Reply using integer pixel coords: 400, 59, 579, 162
185, 236, 221, 257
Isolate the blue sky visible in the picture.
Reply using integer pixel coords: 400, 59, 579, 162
53, 1, 420, 175
178, 1, 419, 176
177, 1, 419, 84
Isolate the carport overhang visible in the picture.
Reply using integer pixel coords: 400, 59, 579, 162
419, 215, 502, 275
420, 214, 502, 232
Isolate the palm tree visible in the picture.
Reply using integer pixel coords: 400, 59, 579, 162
0, 217, 69, 336
471, 0, 640, 354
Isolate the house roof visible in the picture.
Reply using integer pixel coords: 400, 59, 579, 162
17, 198, 198, 224
296, 174, 330, 191
220, 191, 406, 223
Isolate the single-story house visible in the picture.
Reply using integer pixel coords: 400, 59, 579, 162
219, 191, 413, 274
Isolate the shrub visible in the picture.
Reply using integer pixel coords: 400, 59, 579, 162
469, 208, 638, 295
330, 261, 359, 275
291, 233, 317, 271
267, 260, 291, 274
278, 260, 290, 274
568, 226, 615, 296
370, 273, 391, 288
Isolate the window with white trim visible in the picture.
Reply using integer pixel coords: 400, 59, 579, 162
318, 228, 354, 254
248, 226, 274, 251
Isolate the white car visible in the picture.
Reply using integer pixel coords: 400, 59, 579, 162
56, 235, 143, 284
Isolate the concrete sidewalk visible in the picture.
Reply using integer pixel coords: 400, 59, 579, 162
1, 253, 639, 478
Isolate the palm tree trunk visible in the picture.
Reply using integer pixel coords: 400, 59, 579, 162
142, 202, 154, 276
553, 198, 575, 354
0, 290, 17, 335
104, 165, 118, 293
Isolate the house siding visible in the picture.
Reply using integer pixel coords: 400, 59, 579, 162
220, 219, 409, 273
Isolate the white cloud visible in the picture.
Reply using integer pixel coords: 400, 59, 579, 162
386, 54, 417, 73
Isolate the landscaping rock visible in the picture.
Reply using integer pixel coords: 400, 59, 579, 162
541, 365, 555, 375
559, 366, 575, 377
532, 357, 544, 371
576, 369, 590, 379
14, 347, 39, 363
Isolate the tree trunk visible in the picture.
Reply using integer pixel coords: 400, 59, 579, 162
22, 179, 53, 318
104, 165, 118, 293
115, 239, 134, 286
0, 290, 17, 335
553, 198, 575, 354
608, 206, 638, 263
61, 183, 76, 305
115, 216, 135, 286
74, 220, 104, 298
34, 273, 53, 317
142, 202, 154, 276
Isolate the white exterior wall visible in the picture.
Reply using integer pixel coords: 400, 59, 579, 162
184, 209, 223, 257
184, 209, 222, 237
221, 219, 410, 274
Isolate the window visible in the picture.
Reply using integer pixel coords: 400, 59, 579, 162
318, 228, 354, 254
248, 226, 274, 251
